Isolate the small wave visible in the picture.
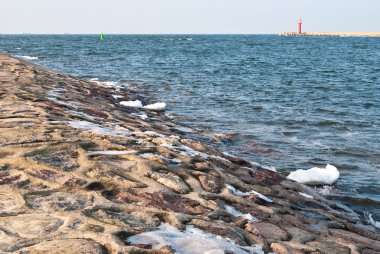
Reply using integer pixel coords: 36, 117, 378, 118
317, 185, 334, 196
15, 55, 39, 60
160, 37, 192, 42
364, 212, 380, 229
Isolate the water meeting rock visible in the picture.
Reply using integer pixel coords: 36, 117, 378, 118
0, 53, 379, 253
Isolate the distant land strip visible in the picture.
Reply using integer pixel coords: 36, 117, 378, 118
280, 32, 380, 37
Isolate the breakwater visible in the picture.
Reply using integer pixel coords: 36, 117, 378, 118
280, 32, 380, 37
1, 53, 380, 253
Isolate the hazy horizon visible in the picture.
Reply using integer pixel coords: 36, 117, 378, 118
1, 0, 380, 34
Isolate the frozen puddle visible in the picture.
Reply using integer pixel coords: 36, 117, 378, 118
67, 120, 131, 136
226, 184, 273, 203
225, 205, 258, 222
88, 150, 136, 156
127, 223, 264, 254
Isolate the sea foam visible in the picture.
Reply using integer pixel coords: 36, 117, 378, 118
15, 55, 39, 60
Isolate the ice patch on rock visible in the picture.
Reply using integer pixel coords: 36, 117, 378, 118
120, 100, 143, 108
225, 205, 258, 222
287, 164, 339, 185
16, 55, 39, 60
143, 102, 166, 111
226, 184, 273, 203
298, 192, 314, 199
132, 113, 148, 120
127, 223, 264, 254
112, 94, 124, 100
67, 120, 131, 136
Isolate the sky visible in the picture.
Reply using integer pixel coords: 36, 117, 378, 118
1, 0, 379, 34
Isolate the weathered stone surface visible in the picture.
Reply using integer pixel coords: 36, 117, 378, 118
25, 192, 94, 211
21, 239, 107, 254
88, 208, 160, 230
249, 169, 285, 185
199, 175, 222, 193
246, 222, 289, 241
306, 240, 351, 254
151, 172, 190, 194
191, 219, 248, 246
0, 214, 63, 238
117, 192, 207, 215
0, 186, 25, 213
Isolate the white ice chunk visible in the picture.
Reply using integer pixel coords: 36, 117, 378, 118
226, 184, 273, 203
143, 102, 166, 111
225, 205, 258, 222
132, 113, 148, 120
298, 192, 314, 199
120, 100, 143, 108
287, 164, 339, 185
127, 223, 264, 254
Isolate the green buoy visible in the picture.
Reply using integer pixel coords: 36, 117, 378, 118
100, 33, 104, 40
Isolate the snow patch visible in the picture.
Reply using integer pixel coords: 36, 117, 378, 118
225, 205, 258, 222
226, 184, 273, 203
287, 164, 339, 185
143, 102, 166, 111
120, 100, 143, 108
67, 120, 131, 136
127, 223, 264, 254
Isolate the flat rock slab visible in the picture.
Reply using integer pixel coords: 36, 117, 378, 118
20, 239, 107, 254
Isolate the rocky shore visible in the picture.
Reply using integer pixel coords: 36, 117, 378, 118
0, 53, 379, 254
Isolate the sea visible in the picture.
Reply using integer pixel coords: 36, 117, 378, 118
0, 34, 379, 222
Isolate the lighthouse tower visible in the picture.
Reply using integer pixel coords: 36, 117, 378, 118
298, 19, 302, 34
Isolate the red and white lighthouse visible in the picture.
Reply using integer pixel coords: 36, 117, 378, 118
298, 19, 302, 34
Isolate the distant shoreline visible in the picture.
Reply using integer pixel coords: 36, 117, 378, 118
280, 32, 380, 37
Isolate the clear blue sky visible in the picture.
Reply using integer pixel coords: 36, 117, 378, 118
2, 0, 379, 34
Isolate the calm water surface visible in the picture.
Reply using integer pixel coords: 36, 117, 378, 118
1, 35, 379, 219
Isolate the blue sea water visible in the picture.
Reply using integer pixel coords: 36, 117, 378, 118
1, 35, 379, 219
